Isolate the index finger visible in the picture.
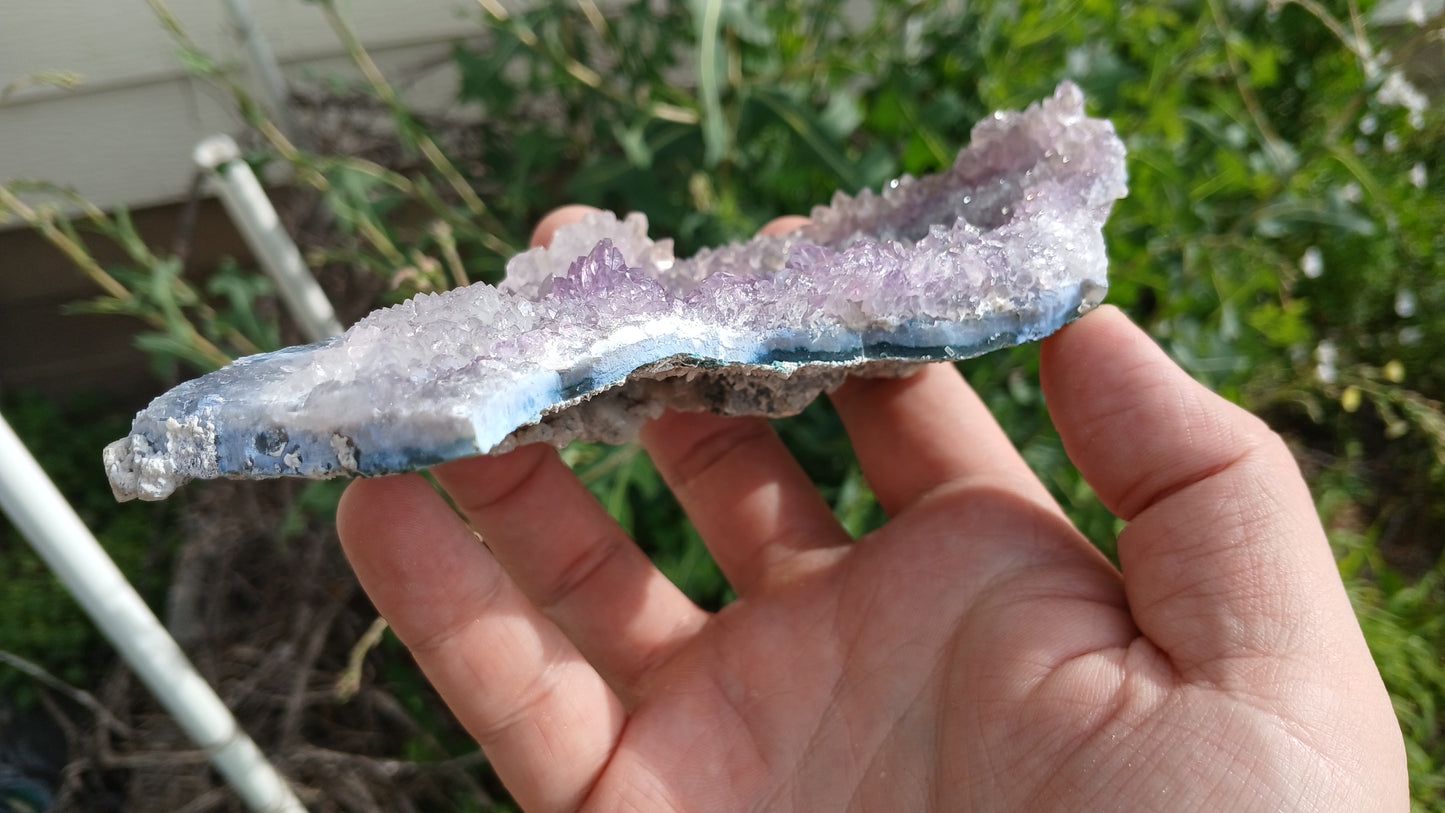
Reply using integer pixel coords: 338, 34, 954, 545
336, 473, 625, 812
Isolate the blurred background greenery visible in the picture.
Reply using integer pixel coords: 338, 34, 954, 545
1, 0, 1442, 809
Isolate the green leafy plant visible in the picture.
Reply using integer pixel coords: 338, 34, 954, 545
2, 0, 1442, 808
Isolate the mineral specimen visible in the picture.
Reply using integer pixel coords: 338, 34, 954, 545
104, 82, 1128, 502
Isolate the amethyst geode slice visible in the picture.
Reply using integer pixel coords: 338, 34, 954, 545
104, 82, 1127, 501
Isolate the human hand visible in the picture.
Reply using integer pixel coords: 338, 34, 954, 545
337, 208, 1406, 811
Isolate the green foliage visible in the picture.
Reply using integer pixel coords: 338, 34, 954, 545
1342, 532, 1445, 809
275, 478, 349, 543
0, 393, 179, 698
3, 0, 1443, 808
0, 181, 279, 374
447, 0, 1443, 562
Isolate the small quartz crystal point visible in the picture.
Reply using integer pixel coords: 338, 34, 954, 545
105, 82, 1128, 502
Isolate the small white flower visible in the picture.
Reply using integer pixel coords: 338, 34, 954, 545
1315, 339, 1338, 384
1377, 70, 1429, 119
1300, 246, 1324, 279
1384, 131, 1401, 152
1410, 162, 1427, 189
1407, 0, 1428, 26
1363, 56, 1383, 82
1395, 289, 1418, 319
1399, 326, 1423, 346
1339, 182, 1363, 203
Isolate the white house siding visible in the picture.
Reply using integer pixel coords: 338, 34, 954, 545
0, 0, 506, 397
0, 0, 490, 217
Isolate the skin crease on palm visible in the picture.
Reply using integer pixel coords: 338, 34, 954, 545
336, 205, 1408, 812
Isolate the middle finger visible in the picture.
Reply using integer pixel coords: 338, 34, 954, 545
641, 411, 851, 595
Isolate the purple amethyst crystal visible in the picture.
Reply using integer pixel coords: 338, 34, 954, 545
104, 82, 1127, 501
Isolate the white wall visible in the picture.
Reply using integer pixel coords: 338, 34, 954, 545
0, 0, 488, 216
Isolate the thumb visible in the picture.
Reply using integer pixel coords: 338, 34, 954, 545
1040, 307, 1359, 684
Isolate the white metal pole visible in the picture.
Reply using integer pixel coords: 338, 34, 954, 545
195, 134, 344, 343
0, 414, 307, 813
221, 0, 309, 149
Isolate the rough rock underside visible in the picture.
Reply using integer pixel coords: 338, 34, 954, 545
104, 82, 1128, 502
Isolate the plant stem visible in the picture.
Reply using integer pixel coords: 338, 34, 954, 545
0, 186, 131, 302
432, 221, 470, 288
695, 0, 729, 165
318, 0, 513, 258
0, 185, 238, 369
1208, 0, 1291, 172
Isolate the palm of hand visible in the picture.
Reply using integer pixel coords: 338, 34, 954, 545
341, 331, 1401, 811
587, 481, 1324, 812
337, 210, 1403, 813
594, 485, 1130, 811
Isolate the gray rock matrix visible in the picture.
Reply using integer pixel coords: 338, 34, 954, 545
104, 82, 1128, 502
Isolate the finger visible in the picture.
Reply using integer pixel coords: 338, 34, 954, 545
638, 212, 850, 593
430, 447, 709, 698
640, 412, 851, 592
429, 204, 705, 698
337, 474, 623, 811
530, 203, 602, 247
759, 214, 810, 234
830, 363, 1059, 517
1040, 306, 1361, 681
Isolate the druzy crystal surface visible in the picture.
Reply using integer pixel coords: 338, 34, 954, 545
105, 82, 1128, 502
